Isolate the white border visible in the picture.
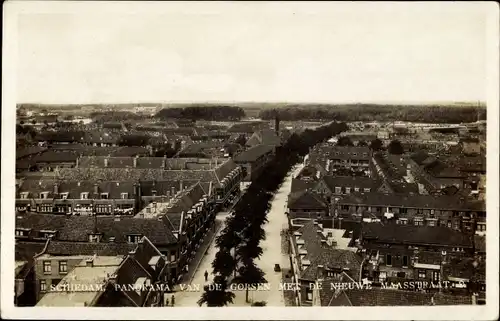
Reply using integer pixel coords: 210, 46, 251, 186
2, 1, 499, 320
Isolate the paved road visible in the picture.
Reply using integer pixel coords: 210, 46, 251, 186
250, 164, 304, 306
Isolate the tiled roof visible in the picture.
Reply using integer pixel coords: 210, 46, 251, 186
362, 223, 474, 247
338, 192, 485, 211
290, 179, 318, 194
111, 147, 151, 157
16, 213, 178, 245
15, 241, 46, 262
288, 191, 328, 210
113, 256, 150, 306
228, 121, 269, 133
246, 129, 281, 147
34, 150, 79, 163
322, 176, 382, 191
233, 144, 274, 162
46, 240, 136, 256
16, 146, 48, 159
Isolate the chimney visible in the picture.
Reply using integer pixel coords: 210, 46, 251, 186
133, 156, 138, 168
104, 158, 109, 167
162, 155, 167, 168
171, 186, 175, 196
180, 181, 184, 192
317, 264, 325, 280
53, 183, 59, 194
94, 183, 99, 194
275, 115, 280, 134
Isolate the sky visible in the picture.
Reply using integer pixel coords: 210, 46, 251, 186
15, 2, 490, 104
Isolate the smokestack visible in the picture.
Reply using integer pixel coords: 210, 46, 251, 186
275, 115, 280, 134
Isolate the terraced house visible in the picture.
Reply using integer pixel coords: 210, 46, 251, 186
309, 145, 375, 177
34, 237, 169, 307
334, 192, 486, 235
56, 156, 243, 210
359, 223, 484, 301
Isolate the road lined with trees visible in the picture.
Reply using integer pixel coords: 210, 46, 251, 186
198, 121, 348, 307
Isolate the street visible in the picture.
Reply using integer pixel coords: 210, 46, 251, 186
173, 165, 303, 307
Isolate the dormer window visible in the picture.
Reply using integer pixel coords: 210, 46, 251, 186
354, 187, 360, 192
39, 192, 49, 199
364, 188, 371, 193
20, 192, 29, 199
127, 235, 142, 244
100, 193, 109, 200
61, 192, 69, 200
121, 193, 128, 200
151, 190, 157, 197
81, 192, 89, 200
88, 234, 101, 243
346, 187, 351, 194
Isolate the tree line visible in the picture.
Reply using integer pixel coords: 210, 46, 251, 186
156, 105, 246, 121
197, 121, 348, 307
259, 104, 486, 124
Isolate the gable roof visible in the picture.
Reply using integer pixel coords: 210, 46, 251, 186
288, 191, 328, 210
16, 213, 178, 245
322, 176, 382, 191
233, 144, 274, 163
362, 223, 474, 248
45, 240, 136, 256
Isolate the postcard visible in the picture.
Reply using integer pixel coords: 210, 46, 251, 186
1, 1, 498, 320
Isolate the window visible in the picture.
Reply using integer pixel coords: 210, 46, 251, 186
363, 188, 370, 193
403, 256, 408, 267
127, 235, 141, 243
170, 253, 176, 262
40, 280, 47, 292
427, 219, 436, 227
59, 261, 68, 274
61, 193, 68, 200
354, 187, 360, 192
335, 187, 341, 194
418, 270, 426, 279
100, 193, 109, 200
88, 234, 101, 243
345, 187, 351, 194
386, 255, 392, 266
39, 192, 48, 199
43, 261, 52, 274
400, 208, 408, 214
341, 205, 349, 211
151, 190, 157, 197
20, 192, 28, 199
80, 192, 88, 200
121, 193, 128, 199
306, 287, 313, 301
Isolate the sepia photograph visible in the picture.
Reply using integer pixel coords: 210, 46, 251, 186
1, 1, 499, 320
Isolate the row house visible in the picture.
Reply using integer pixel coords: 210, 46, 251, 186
62, 157, 243, 211
233, 144, 275, 181
287, 191, 330, 220
15, 179, 200, 216
288, 220, 362, 306
135, 182, 217, 282
310, 145, 374, 177
334, 192, 486, 235
359, 223, 484, 298
408, 152, 468, 193
34, 236, 168, 307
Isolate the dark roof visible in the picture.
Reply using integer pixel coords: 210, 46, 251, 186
227, 121, 269, 133
15, 241, 46, 262
246, 129, 282, 147
288, 191, 328, 210
338, 192, 485, 211
474, 235, 486, 253
290, 179, 317, 193
16, 213, 178, 245
362, 223, 474, 247
322, 176, 381, 191
233, 144, 274, 163
34, 150, 79, 163
46, 241, 136, 256
16, 146, 48, 159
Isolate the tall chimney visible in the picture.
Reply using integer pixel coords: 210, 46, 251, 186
93, 183, 99, 195
104, 158, 109, 167
54, 183, 59, 195
171, 186, 175, 196
133, 156, 138, 168
275, 114, 280, 134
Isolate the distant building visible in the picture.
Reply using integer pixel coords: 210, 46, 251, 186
233, 144, 275, 181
